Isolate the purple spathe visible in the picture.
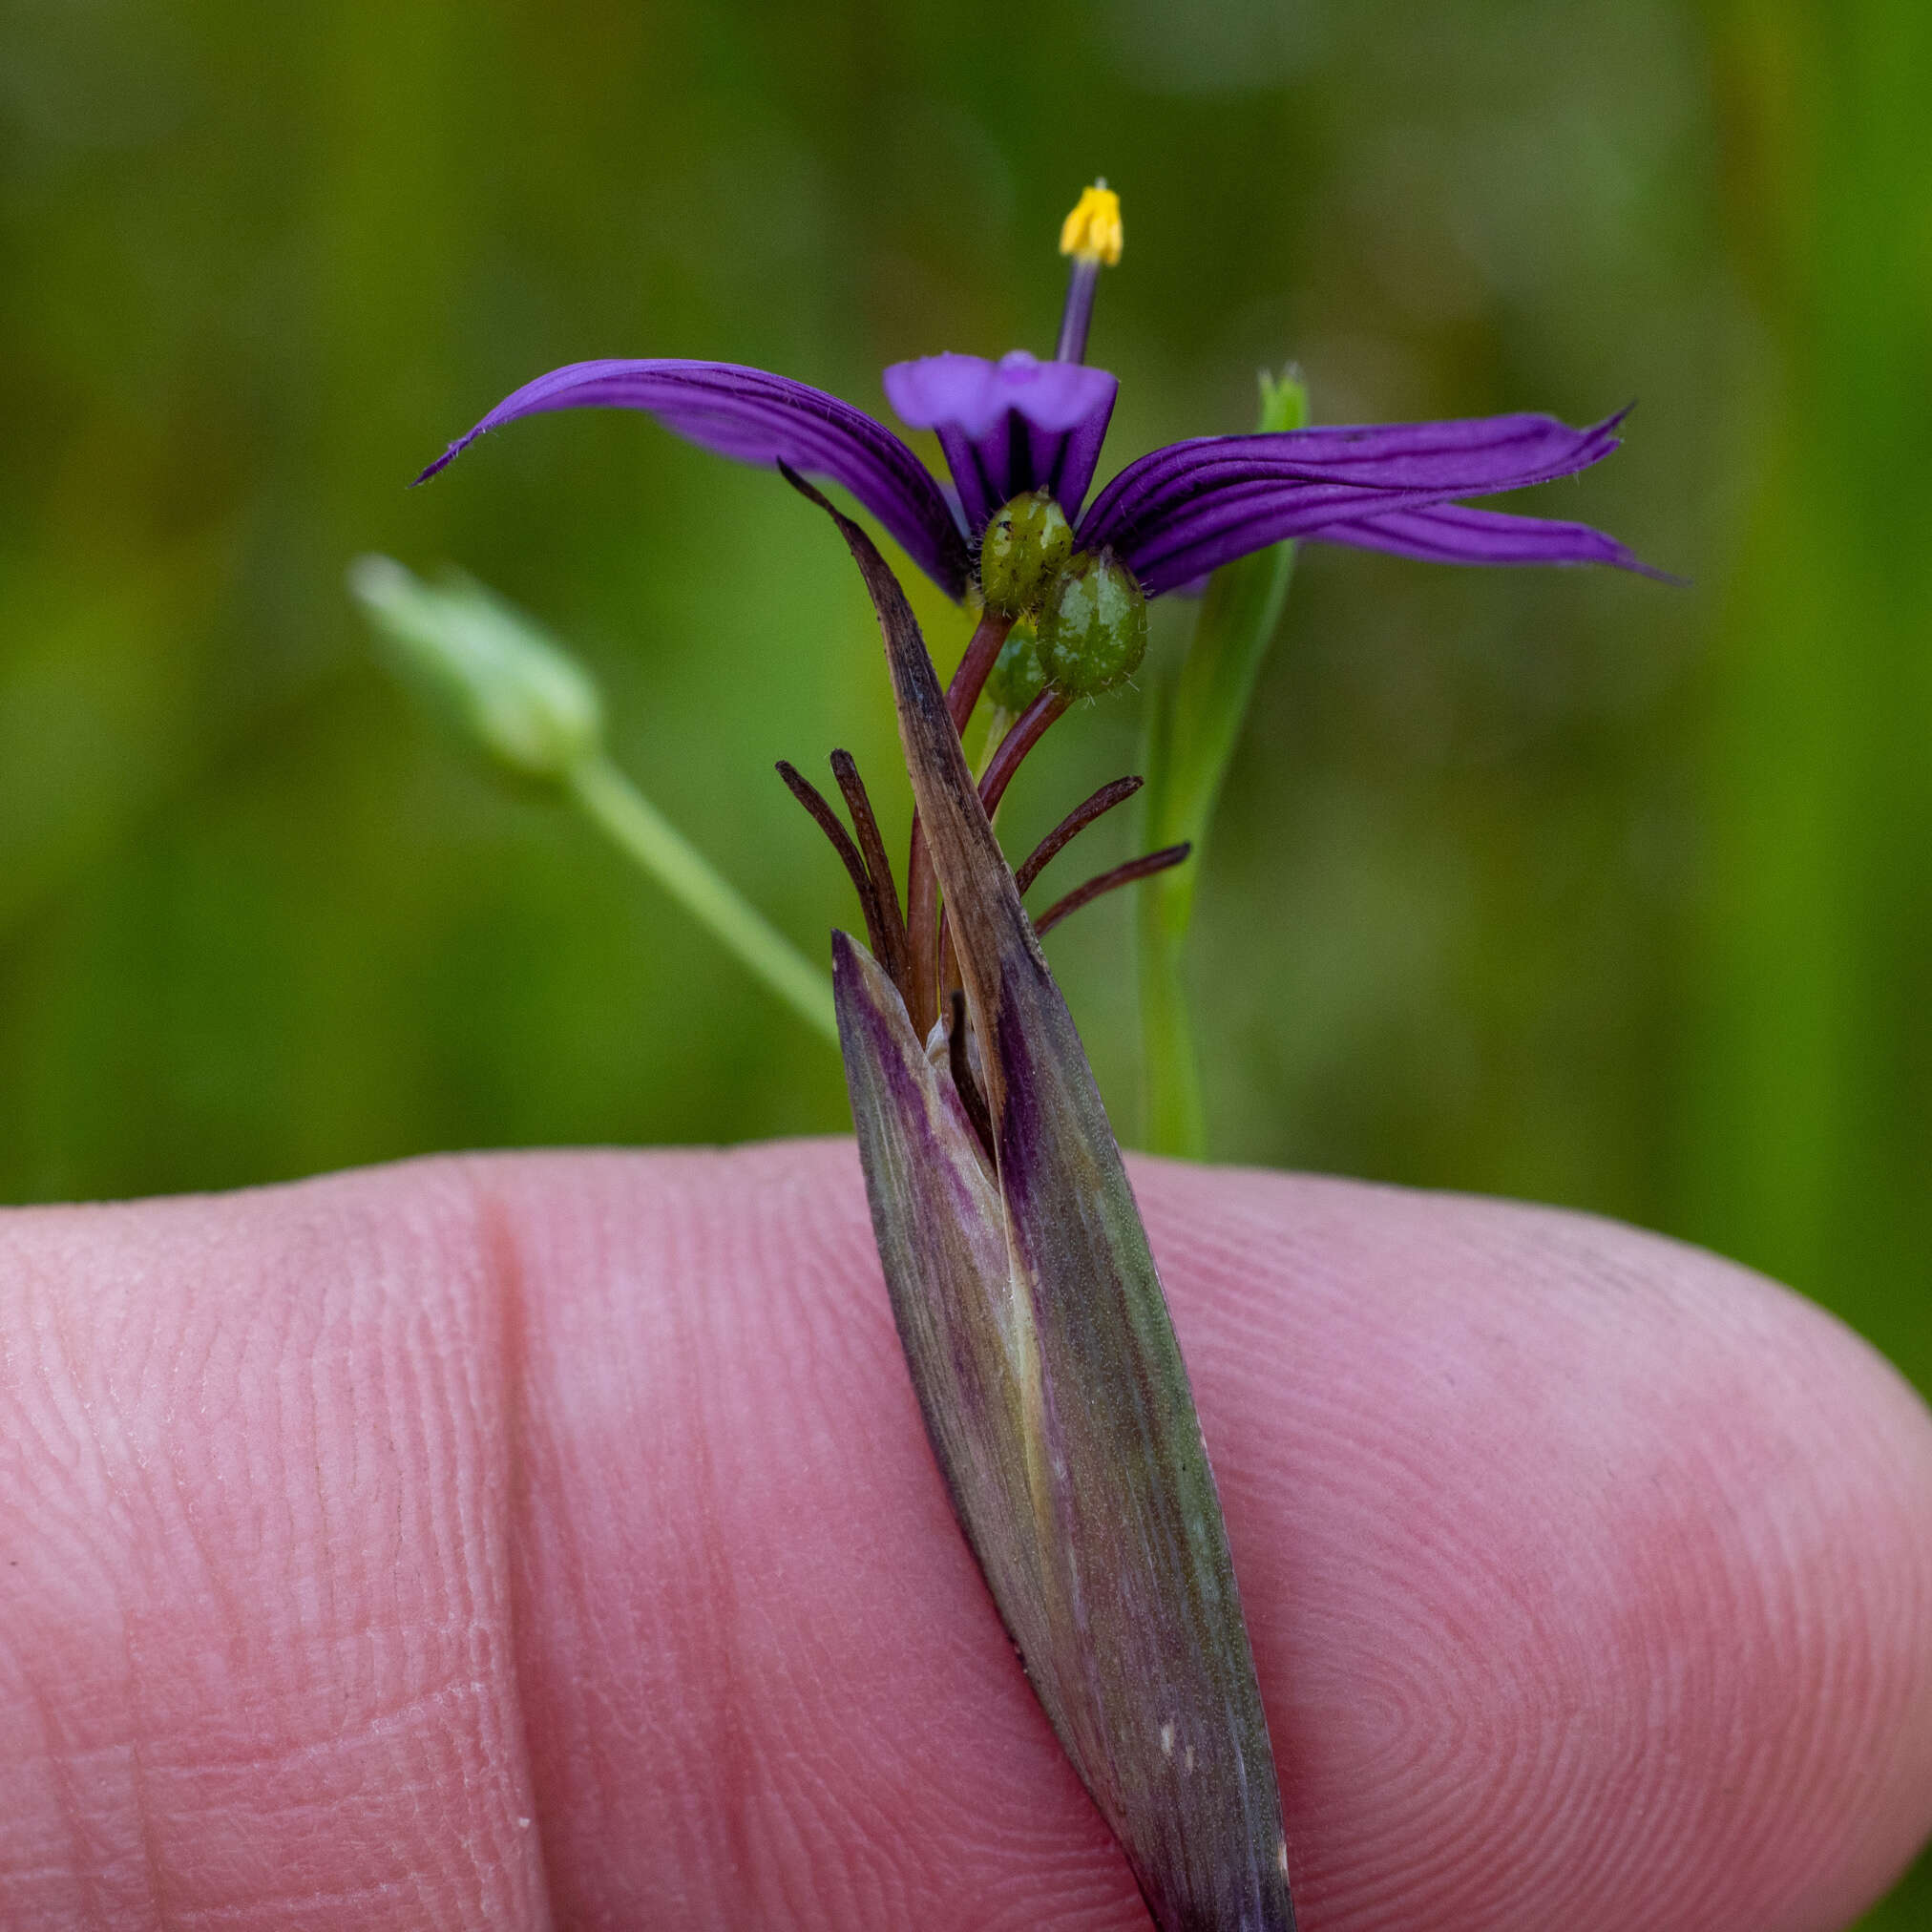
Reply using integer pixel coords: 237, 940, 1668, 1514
419, 349, 1658, 598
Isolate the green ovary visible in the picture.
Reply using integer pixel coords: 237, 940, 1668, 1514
1039, 551, 1148, 698
978, 491, 1075, 615
985, 620, 1048, 714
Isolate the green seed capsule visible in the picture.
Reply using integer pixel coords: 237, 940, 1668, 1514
978, 491, 1074, 615
984, 620, 1047, 714
1039, 551, 1148, 697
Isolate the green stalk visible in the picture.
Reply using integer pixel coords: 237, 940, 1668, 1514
1137, 369, 1308, 1157
565, 753, 838, 1046
351, 556, 838, 1048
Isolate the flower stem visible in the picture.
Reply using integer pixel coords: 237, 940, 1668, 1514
1036, 843, 1189, 937
1014, 775, 1144, 895
980, 688, 1070, 817
565, 752, 839, 1046
948, 610, 1014, 729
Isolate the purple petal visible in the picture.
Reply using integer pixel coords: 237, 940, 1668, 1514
1088, 410, 1626, 518
1228, 408, 1628, 488
884, 351, 1119, 533
1309, 501, 1678, 578
1080, 410, 1635, 595
1082, 472, 1478, 594
416, 359, 972, 599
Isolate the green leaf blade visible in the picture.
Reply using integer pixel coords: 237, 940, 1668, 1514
1138, 368, 1309, 1158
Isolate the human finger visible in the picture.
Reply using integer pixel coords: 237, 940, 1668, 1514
2, 1145, 1928, 1931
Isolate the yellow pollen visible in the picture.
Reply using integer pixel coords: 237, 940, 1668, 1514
1060, 181, 1123, 267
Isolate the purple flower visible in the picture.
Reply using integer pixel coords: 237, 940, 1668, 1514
417, 183, 1659, 602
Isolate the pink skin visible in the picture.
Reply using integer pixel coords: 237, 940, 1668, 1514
1, 1144, 1929, 1931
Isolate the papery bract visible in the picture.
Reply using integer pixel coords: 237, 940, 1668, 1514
810, 471, 1297, 1931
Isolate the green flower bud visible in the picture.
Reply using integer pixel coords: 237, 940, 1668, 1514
350, 555, 604, 784
978, 490, 1074, 615
983, 619, 1047, 715
1257, 362, 1311, 434
1038, 551, 1148, 698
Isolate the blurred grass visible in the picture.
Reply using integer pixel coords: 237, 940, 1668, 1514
0, 1, 1926, 1918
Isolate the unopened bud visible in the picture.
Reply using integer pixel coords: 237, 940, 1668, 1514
350, 555, 603, 783
1039, 551, 1147, 698
1257, 363, 1311, 434
978, 491, 1074, 615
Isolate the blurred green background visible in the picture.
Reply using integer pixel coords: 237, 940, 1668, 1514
1, 0, 1926, 1916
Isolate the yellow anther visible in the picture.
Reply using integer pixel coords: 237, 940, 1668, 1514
1059, 181, 1123, 267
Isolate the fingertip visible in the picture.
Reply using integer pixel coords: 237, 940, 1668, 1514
1130, 1161, 1932, 1931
